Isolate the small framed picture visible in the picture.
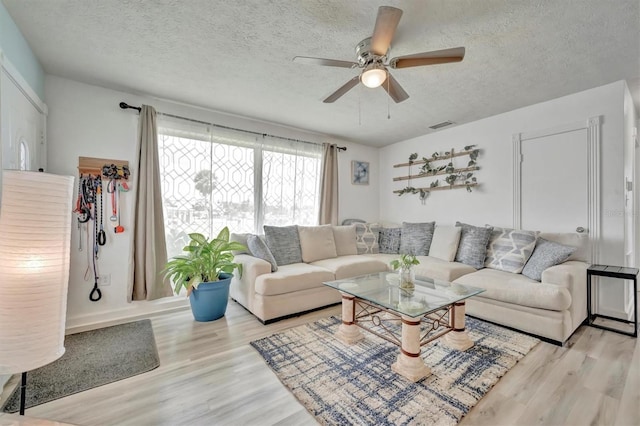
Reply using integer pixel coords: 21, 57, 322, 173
351, 160, 370, 185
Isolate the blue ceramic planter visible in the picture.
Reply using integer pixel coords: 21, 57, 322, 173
189, 272, 232, 322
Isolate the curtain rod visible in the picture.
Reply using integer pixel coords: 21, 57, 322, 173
119, 102, 347, 151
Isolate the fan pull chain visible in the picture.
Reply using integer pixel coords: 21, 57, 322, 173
387, 72, 391, 120
358, 84, 362, 126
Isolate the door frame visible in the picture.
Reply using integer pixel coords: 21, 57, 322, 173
512, 116, 601, 264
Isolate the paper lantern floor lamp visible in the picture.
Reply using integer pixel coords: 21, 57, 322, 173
0, 170, 74, 415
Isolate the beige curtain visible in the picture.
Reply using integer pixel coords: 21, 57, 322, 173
129, 105, 173, 301
318, 143, 339, 225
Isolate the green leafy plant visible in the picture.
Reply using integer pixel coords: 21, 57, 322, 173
408, 152, 418, 164
163, 226, 246, 295
390, 254, 420, 271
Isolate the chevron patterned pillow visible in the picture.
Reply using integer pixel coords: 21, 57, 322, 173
485, 226, 539, 273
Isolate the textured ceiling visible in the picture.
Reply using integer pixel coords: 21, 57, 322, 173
3, 0, 639, 146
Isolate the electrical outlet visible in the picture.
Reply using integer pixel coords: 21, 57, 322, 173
98, 274, 111, 286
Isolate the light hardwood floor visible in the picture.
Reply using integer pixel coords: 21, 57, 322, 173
1, 300, 638, 426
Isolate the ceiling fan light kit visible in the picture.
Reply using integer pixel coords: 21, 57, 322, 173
293, 6, 465, 104
361, 63, 387, 88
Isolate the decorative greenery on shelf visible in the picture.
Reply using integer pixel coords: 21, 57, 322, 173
397, 145, 480, 200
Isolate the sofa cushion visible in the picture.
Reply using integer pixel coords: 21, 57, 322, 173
485, 226, 539, 273
254, 263, 335, 296
332, 225, 358, 256
247, 234, 278, 272
455, 222, 493, 269
355, 223, 380, 254
298, 225, 337, 262
453, 268, 571, 311
310, 255, 388, 280
429, 226, 462, 262
263, 225, 303, 266
364, 253, 476, 282
522, 238, 575, 281
399, 222, 435, 255
539, 232, 589, 262
378, 227, 402, 254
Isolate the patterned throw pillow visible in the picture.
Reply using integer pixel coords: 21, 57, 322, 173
454, 222, 493, 269
263, 225, 303, 266
522, 238, 575, 281
230, 232, 251, 255
354, 223, 380, 254
485, 226, 539, 273
378, 228, 402, 254
399, 222, 435, 256
247, 234, 278, 272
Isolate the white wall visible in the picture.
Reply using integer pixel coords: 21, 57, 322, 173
44, 75, 377, 328
379, 81, 630, 318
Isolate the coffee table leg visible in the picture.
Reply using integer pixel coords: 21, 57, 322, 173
391, 315, 431, 382
442, 301, 474, 351
336, 292, 363, 344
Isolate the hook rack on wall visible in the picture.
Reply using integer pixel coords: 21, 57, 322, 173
78, 156, 130, 180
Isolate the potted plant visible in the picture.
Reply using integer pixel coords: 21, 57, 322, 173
390, 254, 420, 290
163, 226, 246, 322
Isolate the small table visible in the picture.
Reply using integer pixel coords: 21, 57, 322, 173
323, 272, 485, 382
587, 264, 638, 337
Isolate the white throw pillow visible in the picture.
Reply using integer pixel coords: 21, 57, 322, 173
332, 225, 358, 256
298, 225, 338, 262
429, 226, 462, 262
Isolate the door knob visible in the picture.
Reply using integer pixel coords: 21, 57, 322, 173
576, 227, 586, 233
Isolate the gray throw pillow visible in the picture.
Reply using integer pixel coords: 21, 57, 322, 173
247, 234, 278, 272
379, 228, 402, 254
263, 225, 303, 266
454, 222, 493, 269
399, 222, 435, 256
522, 238, 575, 281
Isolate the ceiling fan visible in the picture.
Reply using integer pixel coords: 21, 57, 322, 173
293, 6, 465, 103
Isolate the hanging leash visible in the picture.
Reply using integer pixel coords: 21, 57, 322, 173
97, 178, 106, 246
89, 175, 102, 302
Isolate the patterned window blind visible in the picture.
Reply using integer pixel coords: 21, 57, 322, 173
157, 116, 322, 259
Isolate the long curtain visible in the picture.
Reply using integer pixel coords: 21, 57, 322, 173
318, 143, 339, 225
129, 105, 173, 301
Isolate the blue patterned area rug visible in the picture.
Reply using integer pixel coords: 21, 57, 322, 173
251, 316, 539, 425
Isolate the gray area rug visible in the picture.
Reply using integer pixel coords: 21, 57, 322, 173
2, 319, 159, 413
251, 316, 539, 425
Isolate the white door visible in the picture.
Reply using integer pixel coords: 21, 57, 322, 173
1, 70, 44, 172
520, 128, 589, 233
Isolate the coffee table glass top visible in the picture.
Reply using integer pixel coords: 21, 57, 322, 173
324, 272, 485, 318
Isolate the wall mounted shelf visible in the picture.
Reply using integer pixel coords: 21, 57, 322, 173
393, 182, 478, 195
392, 149, 476, 168
393, 166, 480, 182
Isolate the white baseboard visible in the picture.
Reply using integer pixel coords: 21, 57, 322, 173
65, 297, 190, 334
597, 304, 634, 321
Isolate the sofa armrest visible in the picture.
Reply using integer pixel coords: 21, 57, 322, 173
541, 260, 588, 328
541, 260, 588, 289
229, 254, 272, 312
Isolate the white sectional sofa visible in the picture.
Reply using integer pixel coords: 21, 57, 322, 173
230, 224, 589, 345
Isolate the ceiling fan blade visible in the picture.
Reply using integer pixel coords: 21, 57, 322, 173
293, 56, 358, 69
370, 6, 403, 56
389, 47, 466, 69
382, 73, 409, 103
323, 75, 361, 103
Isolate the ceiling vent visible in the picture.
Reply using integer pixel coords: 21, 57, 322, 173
429, 121, 454, 130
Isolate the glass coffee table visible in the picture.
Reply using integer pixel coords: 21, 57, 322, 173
324, 271, 485, 382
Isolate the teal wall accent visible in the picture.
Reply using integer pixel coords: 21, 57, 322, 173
0, 1, 45, 99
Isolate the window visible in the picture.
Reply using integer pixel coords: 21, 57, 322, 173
158, 116, 322, 258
